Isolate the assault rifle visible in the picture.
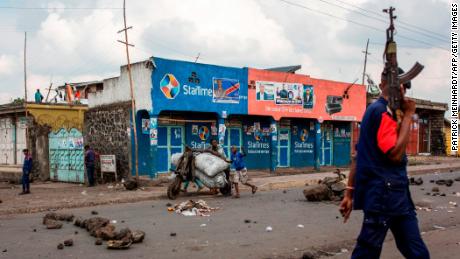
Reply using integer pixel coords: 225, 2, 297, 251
382, 7, 424, 123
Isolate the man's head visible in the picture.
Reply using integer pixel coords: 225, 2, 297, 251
211, 139, 218, 148
216, 79, 223, 89
36, 89, 40, 92
84, 145, 90, 151
22, 149, 29, 155
231, 146, 237, 154
380, 68, 411, 95
259, 85, 265, 94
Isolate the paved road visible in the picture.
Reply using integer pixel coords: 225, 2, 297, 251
0, 172, 459, 259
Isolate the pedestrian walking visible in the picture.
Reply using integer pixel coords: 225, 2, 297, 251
230, 146, 257, 198
19, 149, 32, 195
339, 73, 429, 258
84, 145, 96, 187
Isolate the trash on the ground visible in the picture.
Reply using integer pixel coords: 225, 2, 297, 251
74, 231, 78, 235
43, 219, 63, 229
449, 201, 458, 207
43, 212, 75, 222
167, 207, 174, 212
302, 251, 318, 259
91, 211, 99, 215
431, 187, 440, 193
433, 225, 446, 230
297, 224, 305, 228
81, 190, 87, 195
415, 199, 433, 209
173, 200, 219, 217
123, 179, 138, 191
57, 243, 64, 250
95, 239, 103, 246
455, 176, 460, 182
340, 248, 349, 253
435, 179, 454, 186
283, 190, 287, 194
170, 232, 177, 237
265, 226, 273, 232
409, 177, 423, 185
166, 203, 172, 207
107, 185, 114, 189
2, 249, 6, 252
107, 239, 132, 249
200, 224, 207, 227
303, 170, 346, 202
111, 220, 117, 224
244, 219, 251, 224
33, 229, 37, 232
63, 239, 73, 246
132, 230, 145, 243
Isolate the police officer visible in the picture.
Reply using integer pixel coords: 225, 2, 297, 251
339, 73, 429, 258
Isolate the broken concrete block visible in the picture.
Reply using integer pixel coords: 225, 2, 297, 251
303, 184, 331, 201
63, 239, 73, 246
132, 230, 145, 243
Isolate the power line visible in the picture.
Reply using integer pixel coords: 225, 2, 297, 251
278, 0, 448, 51
331, 0, 447, 39
0, 6, 122, 10
312, 0, 448, 43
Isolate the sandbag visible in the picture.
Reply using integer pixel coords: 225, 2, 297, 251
194, 153, 229, 177
195, 170, 227, 188
171, 153, 182, 167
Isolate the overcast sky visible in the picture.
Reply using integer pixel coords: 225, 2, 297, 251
0, 0, 451, 112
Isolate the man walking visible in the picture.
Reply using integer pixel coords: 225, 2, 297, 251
84, 145, 96, 187
339, 73, 429, 258
34, 89, 44, 103
19, 149, 32, 195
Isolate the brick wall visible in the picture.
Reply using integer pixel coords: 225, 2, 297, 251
84, 102, 131, 179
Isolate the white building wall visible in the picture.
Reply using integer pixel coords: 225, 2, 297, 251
88, 60, 153, 112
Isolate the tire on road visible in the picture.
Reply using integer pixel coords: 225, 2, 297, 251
219, 183, 232, 196
167, 177, 182, 200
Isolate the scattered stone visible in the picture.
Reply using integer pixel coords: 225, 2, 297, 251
170, 232, 177, 237
244, 219, 251, 224
303, 184, 331, 201
446, 180, 454, 187
95, 239, 103, 246
2, 249, 6, 252
74, 217, 84, 227
425, 192, 431, 196
265, 226, 273, 232
336, 216, 339, 219
91, 211, 99, 215
74, 231, 78, 235
123, 179, 138, 191
114, 228, 132, 241
43, 212, 74, 223
302, 251, 318, 259
455, 177, 460, 182
415, 199, 433, 209
0, 199, 2, 203
132, 230, 145, 243
282, 190, 287, 194
44, 219, 63, 229
410, 177, 423, 185
429, 180, 435, 183
431, 187, 440, 193
420, 188, 425, 191
340, 248, 349, 253
107, 239, 132, 249
166, 203, 172, 207
57, 243, 64, 250
63, 239, 73, 246
33, 229, 37, 232
297, 224, 305, 228
95, 224, 116, 240
85, 217, 110, 236
441, 193, 446, 197
121, 220, 125, 223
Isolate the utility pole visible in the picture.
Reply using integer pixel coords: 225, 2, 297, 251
118, 0, 139, 182
23, 31, 29, 151
361, 38, 370, 86
194, 52, 201, 63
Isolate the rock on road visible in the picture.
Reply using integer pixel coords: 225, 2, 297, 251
0, 172, 459, 259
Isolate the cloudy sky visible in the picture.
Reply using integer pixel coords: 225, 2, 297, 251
0, 0, 451, 111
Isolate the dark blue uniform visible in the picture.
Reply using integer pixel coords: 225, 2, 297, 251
85, 149, 96, 186
22, 155, 32, 192
352, 97, 429, 258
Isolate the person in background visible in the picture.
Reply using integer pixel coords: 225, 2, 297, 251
84, 145, 96, 187
34, 89, 44, 103
230, 146, 257, 198
19, 149, 32, 195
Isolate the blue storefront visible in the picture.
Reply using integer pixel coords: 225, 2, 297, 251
129, 57, 361, 178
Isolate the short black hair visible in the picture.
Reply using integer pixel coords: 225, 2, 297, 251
210, 139, 218, 143
23, 149, 28, 152
84, 145, 90, 149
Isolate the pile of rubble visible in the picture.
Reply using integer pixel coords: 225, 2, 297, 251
169, 200, 219, 217
303, 170, 346, 202
42, 212, 145, 250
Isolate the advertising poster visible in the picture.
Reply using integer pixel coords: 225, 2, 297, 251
275, 83, 303, 105
212, 78, 240, 104
142, 119, 150, 134
303, 85, 314, 109
255, 81, 275, 101
218, 124, 226, 144
192, 125, 199, 135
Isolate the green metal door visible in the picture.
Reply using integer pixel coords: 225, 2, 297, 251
49, 128, 85, 183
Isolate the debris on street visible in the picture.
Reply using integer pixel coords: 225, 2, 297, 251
123, 179, 138, 191
172, 200, 219, 217
409, 177, 424, 185
303, 170, 346, 202
63, 239, 74, 246
265, 226, 273, 232
57, 243, 64, 250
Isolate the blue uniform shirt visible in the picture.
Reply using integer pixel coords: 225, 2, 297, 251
354, 97, 414, 215
231, 152, 246, 171
85, 149, 96, 167
23, 155, 33, 173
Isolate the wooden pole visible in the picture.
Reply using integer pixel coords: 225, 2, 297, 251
119, 0, 139, 182
362, 38, 370, 86
45, 82, 53, 103
23, 31, 29, 151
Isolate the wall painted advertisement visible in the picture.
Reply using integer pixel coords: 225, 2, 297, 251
248, 68, 366, 121
151, 57, 248, 116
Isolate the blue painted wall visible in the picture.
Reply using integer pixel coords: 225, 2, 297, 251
241, 118, 271, 169
333, 122, 351, 166
131, 110, 152, 177
290, 120, 316, 167
151, 57, 248, 116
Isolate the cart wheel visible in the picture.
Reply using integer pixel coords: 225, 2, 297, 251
219, 183, 232, 196
167, 177, 182, 200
